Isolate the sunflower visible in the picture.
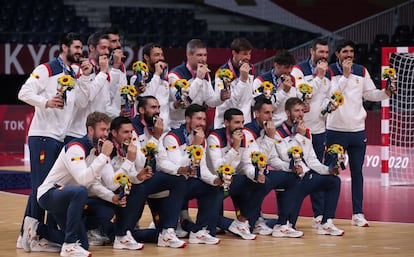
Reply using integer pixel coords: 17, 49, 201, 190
221, 164, 235, 175
257, 153, 267, 166
132, 62, 139, 71
141, 147, 148, 156
114, 173, 123, 183
288, 146, 303, 155
128, 86, 138, 97
142, 142, 158, 156
336, 95, 344, 106
262, 81, 274, 91
382, 67, 396, 79
140, 62, 149, 72
224, 69, 233, 79
193, 148, 203, 160
119, 85, 127, 92
114, 173, 131, 186
126, 177, 132, 187
332, 91, 342, 97
173, 79, 190, 89
306, 84, 313, 93
146, 142, 157, 150
58, 75, 74, 87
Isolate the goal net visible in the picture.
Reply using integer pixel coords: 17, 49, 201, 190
381, 47, 414, 186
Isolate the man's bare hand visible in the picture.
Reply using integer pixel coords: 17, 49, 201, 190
101, 140, 114, 157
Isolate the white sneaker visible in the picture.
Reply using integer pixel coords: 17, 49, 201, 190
229, 220, 256, 240
352, 213, 369, 227
318, 219, 344, 236
16, 235, 23, 249
253, 218, 273, 235
30, 238, 61, 252
272, 224, 304, 238
176, 221, 189, 238
157, 228, 187, 248
189, 229, 220, 245
113, 230, 144, 250
22, 216, 39, 252
312, 215, 323, 229
60, 241, 91, 257
87, 229, 111, 246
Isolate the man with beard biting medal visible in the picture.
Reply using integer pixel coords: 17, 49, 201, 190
130, 43, 170, 131
103, 116, 187, 249
158, 104, 222, 245
17, 32, 92, 252
206, 108, 259, 240
129, 96, 188, 248
327, 39, 396, 228
130, 96, 165, 147
291, 38, 334, 230
24, 112, 114, 257
213, 37, 254, 129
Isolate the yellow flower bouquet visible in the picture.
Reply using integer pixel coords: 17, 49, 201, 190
172, 79, 191, 109
216, 164, 235, 193
114, 173, 132, 200
141, 142, 159, 167
297, 83, 313, 102
257, 81, 275, 99
287, 146, 303, 170
119, 85, 138, 113
186, 144, 203, 177
57, 74, 76, 104
132, 61, 149, 73
250, 151, 267, 176
324, 144, 346, 175
382, 67, 396, 95
132, 61, 149, 91
215, 68, 234, 90
321, 90, 344, 116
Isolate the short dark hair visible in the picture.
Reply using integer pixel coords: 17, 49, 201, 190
273, 49, 296, 65
102, 26, 120, 36
335, 39, 355, 53
142, 42, 163, 59
59, 32, 82, 52
311, 38, 328, 50
87, 30, 109, 47
285, 97, 304, 111
137, 95, 158, 111
253, 97, 272, 111
110, 116, 132, 132
224, 108, 243, 122
86, 112, 111, 130
230, 37, 253, 53
186, 39, 206, 54
185, 104, 206, 118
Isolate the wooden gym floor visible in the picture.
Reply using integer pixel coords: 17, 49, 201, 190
1, 191, 413, 257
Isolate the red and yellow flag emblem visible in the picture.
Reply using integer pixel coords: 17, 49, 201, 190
39, 151, 45, 164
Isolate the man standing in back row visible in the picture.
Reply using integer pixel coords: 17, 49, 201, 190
327, 39, 396, 227
168, 39, 230, 129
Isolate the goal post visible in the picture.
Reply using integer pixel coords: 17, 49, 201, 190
381, 46, 414, 186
